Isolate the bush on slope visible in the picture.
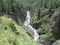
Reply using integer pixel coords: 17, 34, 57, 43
0, 16, 41, 45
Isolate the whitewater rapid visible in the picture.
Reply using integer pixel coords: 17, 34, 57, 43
24, 11, 39, 41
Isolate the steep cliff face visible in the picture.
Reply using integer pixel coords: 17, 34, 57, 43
30, 9, 60, 45
50, 10, 60, 40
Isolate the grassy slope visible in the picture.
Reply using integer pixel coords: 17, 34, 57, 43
0, 16, 41, 45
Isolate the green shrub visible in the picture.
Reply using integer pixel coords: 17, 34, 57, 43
52, 40, 60, 45
38, 23, 50, 33
40, 32, 55, 42
0, 16, 13, 25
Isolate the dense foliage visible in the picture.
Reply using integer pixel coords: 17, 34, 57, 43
0, 0, 60, 45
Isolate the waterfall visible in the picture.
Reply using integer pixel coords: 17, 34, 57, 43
24, 11, 39, 41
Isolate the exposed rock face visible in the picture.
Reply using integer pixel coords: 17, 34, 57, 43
50, 10, 60, 40
33, 22, 42, 29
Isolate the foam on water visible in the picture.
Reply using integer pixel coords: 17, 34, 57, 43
24, 11, 39, 41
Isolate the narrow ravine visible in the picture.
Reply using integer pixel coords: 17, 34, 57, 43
24, 11, 39, 41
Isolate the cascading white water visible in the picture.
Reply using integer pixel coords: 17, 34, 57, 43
24, 11, 39, 41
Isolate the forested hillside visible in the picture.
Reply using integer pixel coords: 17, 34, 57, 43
0, 0, 60, 45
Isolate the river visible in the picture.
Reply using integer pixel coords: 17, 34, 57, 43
24, 11, 39, 41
